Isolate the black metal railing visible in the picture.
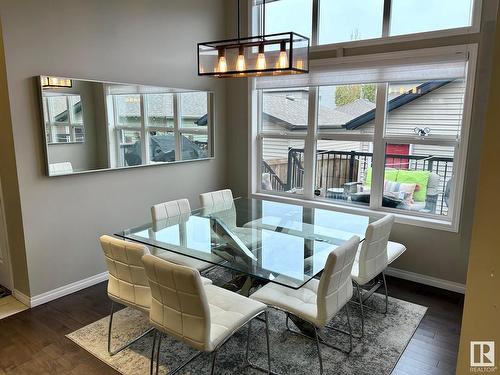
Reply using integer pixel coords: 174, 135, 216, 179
262, 160, 287, 191
286, 148, 305, 191
262, 148, 454, 216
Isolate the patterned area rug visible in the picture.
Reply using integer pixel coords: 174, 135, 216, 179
67, 280, 426, 375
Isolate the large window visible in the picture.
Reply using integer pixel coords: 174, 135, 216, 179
255, 0, 478, 46
109, 91, 212, 167
254, 49, 474, 227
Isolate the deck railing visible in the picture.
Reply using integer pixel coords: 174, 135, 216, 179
262, 148, 454, 215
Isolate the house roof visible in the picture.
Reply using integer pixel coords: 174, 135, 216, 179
52, 92, 208, 124
344, 80, 452, 130
263, 80, 453, 131
263, 93, 355, 131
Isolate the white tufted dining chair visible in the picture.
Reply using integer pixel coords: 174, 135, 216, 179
199, 189, 234, 207
150, 198, 212, 272
250, 236, 360, 374
142, 255, 271, 375
100, 235, 153, 356
199, 189, 259, 249
100, 235, 213, 357
350, 214, 406, 336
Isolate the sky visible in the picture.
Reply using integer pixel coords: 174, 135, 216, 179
263, 0, 473, 44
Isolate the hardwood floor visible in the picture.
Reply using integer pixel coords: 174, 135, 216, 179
388, 276, 464, 375
0, 277, 463, 375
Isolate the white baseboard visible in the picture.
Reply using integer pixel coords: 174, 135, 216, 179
14, 271, 109, 308
386, 267, 466, 294
12, 289, 30, 307
12, 267, 464, 308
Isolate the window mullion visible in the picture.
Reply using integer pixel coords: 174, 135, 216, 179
370, 83, 388, 210
303, 87, 318, 199
173, 94, 181, 162
207, 92, 214, 159
139, 94, 148, 163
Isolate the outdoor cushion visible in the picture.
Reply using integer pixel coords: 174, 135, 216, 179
384, 181, 417, 203
365, 167, 398, 186
396, 170, 431, 202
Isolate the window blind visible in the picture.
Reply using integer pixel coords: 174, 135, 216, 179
255, 48, 469, 89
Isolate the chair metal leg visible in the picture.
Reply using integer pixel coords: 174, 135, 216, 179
150, 330, 158, 375
158, 335, 203, 375
286, 314, 353, 354
210, 350, 218, 375
167, 352, 203, 375
245, 319, 252, 363
156, 332, 163, 375
264, 311, 272, 374
354, 282, 365, 338
246, 311, 276, 374
313, 326, 324, 375
107, 300, 154, 356
382, 271, 389, 314
345, 304, 353, 352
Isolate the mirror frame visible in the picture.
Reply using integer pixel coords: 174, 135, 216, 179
36, 75, 216, 177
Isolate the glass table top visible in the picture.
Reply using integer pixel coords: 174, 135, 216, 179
116, 198, 374, 289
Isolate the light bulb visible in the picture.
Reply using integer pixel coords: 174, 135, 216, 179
278, 42, 288, 69
236, 47, 246, 71
278, 51, 288, 69
256, 44, 266, 70
295, 60, 304, 70
217, 49, 227, 73
217, 56, 227, 73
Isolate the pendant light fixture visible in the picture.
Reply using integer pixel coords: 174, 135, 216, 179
40, 76, 73, 88
198, 0, 309, 78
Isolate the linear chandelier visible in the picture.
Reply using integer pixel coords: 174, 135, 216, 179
40, 76, 72, 88
197, 0, 309, 78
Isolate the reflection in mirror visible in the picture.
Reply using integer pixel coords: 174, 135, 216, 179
38, 76, 214, 176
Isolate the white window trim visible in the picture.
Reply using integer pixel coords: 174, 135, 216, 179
248, 43, 478, 232
253, 0, 482, 49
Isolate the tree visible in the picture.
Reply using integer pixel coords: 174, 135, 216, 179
335, 84, 377, 106
361, 84, 376, 103
335, 85, 361, 106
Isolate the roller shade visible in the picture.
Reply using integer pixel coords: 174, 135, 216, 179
255, 47, 469, 89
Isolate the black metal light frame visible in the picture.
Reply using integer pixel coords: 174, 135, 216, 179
197, 0, 310, 78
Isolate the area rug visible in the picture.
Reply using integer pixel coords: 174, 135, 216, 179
67, 281, 426, 375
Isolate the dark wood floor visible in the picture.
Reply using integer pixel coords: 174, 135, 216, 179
389, 276, 464, 375
0, 277, 463, 375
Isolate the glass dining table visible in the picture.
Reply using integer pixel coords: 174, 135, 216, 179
116, 197, 374, 292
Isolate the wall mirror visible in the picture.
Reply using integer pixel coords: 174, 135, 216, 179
38, 76, 214, 176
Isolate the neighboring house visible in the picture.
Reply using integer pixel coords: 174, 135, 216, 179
262, 80, 465, 215
262, 79, 465, 161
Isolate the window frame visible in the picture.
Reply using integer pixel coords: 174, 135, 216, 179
44, 95, 85, 144
111, 92, 213, 167
250, 44, 478, 232
254, 0, 482, 49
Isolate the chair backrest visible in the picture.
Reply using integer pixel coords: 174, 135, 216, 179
199, 189, 233, 207
151, 198, 191, 222
316, 236, 359, 325
142, 254, 211, 352
49, 162, 73, 175
100, 235, 151, 311
357, 214, 394, 283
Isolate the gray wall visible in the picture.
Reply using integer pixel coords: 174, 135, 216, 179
0, 0, 228, 296
225, 0, 499, 285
